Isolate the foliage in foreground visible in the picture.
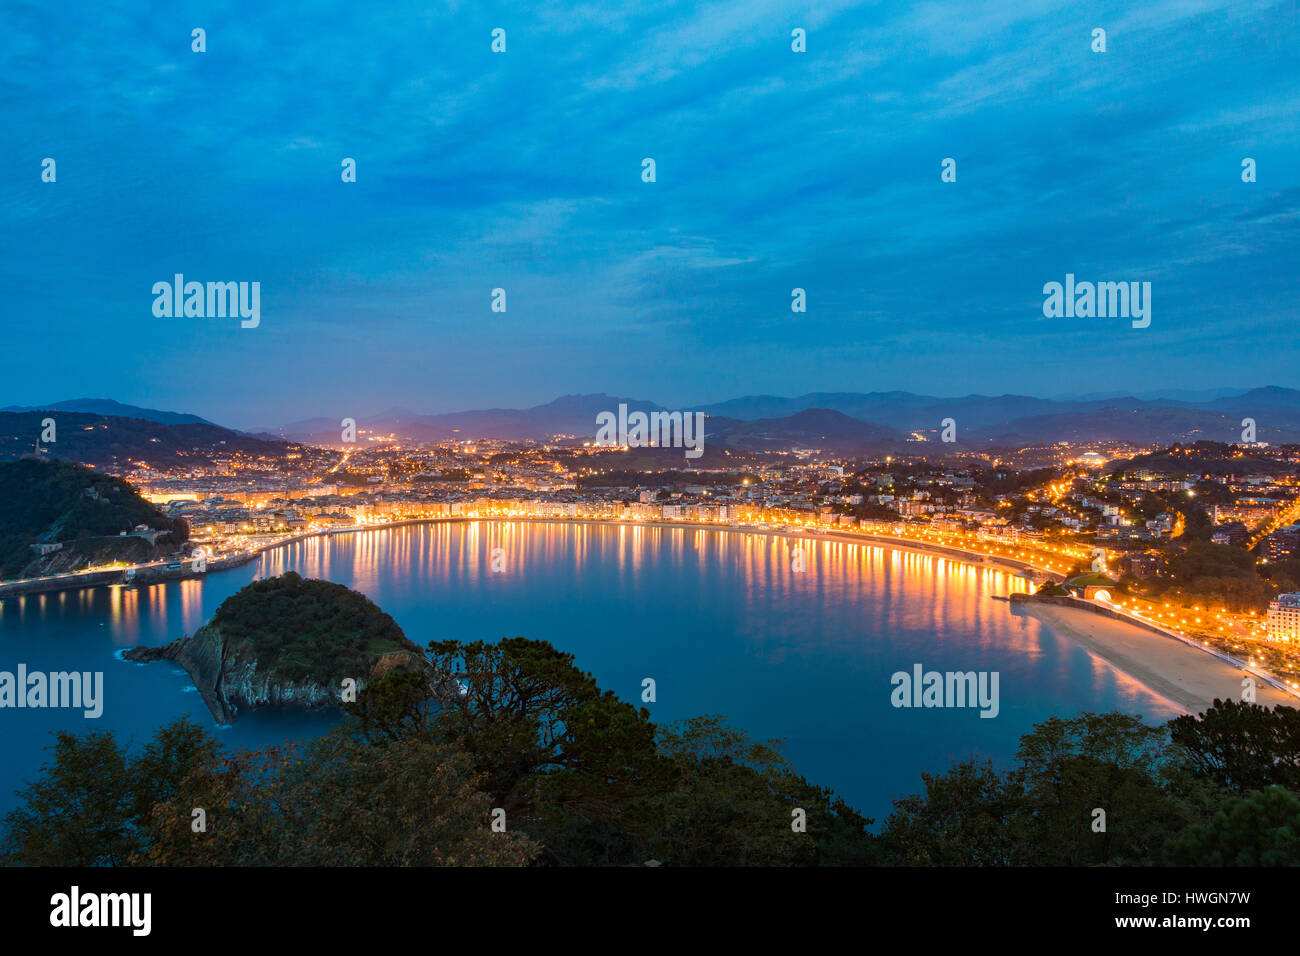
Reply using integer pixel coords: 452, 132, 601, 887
4, 635, 1300, 866
878, 701, 1300, 866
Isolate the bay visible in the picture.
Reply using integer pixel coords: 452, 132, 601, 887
0, 521, 1181, 822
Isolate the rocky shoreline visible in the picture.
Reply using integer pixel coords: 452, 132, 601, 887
124, 622, 423, 724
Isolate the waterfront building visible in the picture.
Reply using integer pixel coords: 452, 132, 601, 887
1266, 593, 1300, 642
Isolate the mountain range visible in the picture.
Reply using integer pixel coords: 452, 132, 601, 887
265, 387, 1300, 449
6, 388, 1300, 457
1, 398, 216, 427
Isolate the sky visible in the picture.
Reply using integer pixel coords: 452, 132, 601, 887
2, 0, 1298, 429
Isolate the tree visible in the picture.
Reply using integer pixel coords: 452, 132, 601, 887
879, 713, 1188, 866
10, 636, 881, 868
655, 716, 876, 866
350, 642, 877, 866
343, 668, 438, 744
417, 638, 668, 797
128, 715, 222, 821
1260, 558, 1300, 594
1013, 713, 1180, 865
1168, 699, 1300, 793
210, 572, 418, 684
879, 760, 1024, 866
352, 638, 676, 865
1164, 786, 1300, 866
1, 717, 218, 867
1139, 541, 1271, 611
1, 729, 135, 866
142, 728, 538, 866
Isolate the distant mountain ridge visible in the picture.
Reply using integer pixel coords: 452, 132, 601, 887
273, 394, 672, 444
1, 398, 217, 427
9, 387, 1300, 453
1057, 387, 1252, 403
707, 408, 900, 452
274, 387, 1300, 449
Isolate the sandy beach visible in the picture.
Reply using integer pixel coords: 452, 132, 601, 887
1024, 602, 1296, 714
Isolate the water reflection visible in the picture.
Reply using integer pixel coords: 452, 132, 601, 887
0, 521, 1180, 820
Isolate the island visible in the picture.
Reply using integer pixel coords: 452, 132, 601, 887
124, 571, 424, 723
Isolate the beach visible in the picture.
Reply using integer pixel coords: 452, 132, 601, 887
1024, 602, 1295, 714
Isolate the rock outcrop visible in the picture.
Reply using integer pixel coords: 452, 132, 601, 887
124, 622, 424, 724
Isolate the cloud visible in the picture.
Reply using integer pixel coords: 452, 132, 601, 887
0, 0, 1296, 422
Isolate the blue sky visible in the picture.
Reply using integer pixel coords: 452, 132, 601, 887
2, 0, 1298, 428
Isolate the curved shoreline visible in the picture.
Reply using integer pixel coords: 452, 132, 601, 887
272, 517, 1299, 711
15, 515, 1296, 713
0, 516, 1045, 598
251, 515, 1045, 579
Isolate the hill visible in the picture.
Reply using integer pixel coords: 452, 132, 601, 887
123, 572, 424, 722
709, 408, 902, 451
0, 458, 188, 579
0, 398, 217, 427
277, 393, 671, 444
0, 411, 303, 469
1106, 441, 1296, 477
210, 572, 418, 683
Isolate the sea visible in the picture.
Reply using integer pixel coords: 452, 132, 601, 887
0, 521, 1181, 822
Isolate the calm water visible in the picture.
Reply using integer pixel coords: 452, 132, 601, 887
0, 521, 1181, 821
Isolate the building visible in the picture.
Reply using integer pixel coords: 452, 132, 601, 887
1117, 552, 1162, 579
1262, 526, 1300, 562
1267, 593, 1300, 642
1213, 501, 1277, 527
1211, 522, 1250, 548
